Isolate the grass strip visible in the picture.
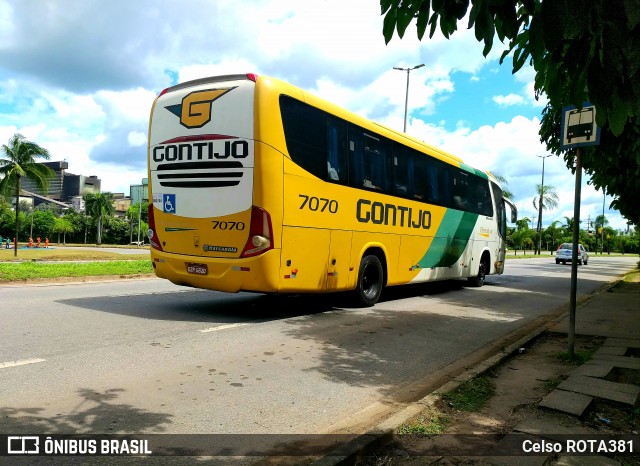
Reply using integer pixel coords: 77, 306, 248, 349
0, 260, 153, 282
442, 376, 495, 412
397, 410, 448, 436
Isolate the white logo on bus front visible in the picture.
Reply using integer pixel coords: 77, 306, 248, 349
163, 194, 176, 214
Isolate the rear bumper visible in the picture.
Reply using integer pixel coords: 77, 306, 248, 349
150, 248, 281, 293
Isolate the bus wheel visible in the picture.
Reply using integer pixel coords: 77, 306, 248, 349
468, 262, 486, 287
355, 254, 383, 307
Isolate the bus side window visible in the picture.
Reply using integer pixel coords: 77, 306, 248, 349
280, 95, 326, 178
394, 146, 426, 201
365, 133, 392, 193
348, 126, 392, 194
412, 154, 427, 200
393, 145, 411, 198
475, 181, 493, 216
326, 117, 348, 184
452, 169, 470, 211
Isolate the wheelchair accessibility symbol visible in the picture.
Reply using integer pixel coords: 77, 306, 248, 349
163, 194, 176, 214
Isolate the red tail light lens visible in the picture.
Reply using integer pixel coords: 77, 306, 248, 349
148, 204, 163, 251
241, 206, 273, 257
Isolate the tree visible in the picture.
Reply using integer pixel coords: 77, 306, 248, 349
492, 172, 515, 201
516, 217, 530, 231
544, 220, 562, 253
594, 214, 609, 254
532, 184, 558, 254
382, 0, 638, 134
381, 0, 640, 224
0, 133, 55, 256
126, 201, 149, 244
52, 217, 76, 245
83, 192, 115, 245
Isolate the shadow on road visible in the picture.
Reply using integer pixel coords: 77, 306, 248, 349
0, 388, 172, 435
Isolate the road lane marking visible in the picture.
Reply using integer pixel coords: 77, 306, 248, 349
199, 323, 248, 333
0, 358, 46, 369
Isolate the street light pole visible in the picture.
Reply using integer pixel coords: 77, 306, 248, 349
536, 154, 552, 255
393, 64, 424, 132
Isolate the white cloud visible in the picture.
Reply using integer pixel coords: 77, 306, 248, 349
0, 0, 630, 230
493, 94, 525, 107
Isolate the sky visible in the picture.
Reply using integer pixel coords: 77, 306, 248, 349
0, 0, 630, 231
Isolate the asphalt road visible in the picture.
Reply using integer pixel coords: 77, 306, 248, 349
0, 255, 636, 459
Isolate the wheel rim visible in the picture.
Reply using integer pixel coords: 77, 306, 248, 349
362, 263, 380, 299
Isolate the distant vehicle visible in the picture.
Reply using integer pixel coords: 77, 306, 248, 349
556, 242, 589, 265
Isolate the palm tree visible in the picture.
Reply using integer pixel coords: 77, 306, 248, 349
492, 173, 515, 201
52, 216, 76, 245
563, 216, 575, 233
0, 133, 55, 256
533, 184, 559, 254
545, 220, 562, 253
83, 192, 115, 245
516, 217, 531, 231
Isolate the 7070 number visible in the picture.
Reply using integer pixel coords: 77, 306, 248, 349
298, 194, 338, 213
212, 221, 245, 230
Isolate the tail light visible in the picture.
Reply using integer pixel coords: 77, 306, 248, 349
241, 206, 273, 257
147, 204, 163, 251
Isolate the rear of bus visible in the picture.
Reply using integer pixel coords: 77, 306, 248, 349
147, 74, 279, 293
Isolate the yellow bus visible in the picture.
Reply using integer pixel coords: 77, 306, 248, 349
147, 73, 516, 306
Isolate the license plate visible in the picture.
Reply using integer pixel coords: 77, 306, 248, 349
186, 263, 208, 275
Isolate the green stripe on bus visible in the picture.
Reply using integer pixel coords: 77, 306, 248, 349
418, 210, 479, 268
460, 163, 488, 179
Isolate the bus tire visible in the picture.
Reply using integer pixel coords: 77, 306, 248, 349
354, 254, 384, 307
468, 262, 486, 287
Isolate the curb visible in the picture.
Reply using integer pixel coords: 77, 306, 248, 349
312, 281, 619, 466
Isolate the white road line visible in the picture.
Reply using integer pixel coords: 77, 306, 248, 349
198, 323, 249, 333
0, 358, 46, 369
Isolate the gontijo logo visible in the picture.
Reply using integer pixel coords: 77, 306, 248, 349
165, 87, 236, 128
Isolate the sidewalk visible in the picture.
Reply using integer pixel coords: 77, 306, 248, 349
315, 275, 640, 465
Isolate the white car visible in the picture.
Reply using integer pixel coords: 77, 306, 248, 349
556, 242, 588, 265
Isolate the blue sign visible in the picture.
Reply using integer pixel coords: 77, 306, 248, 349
163, 194, 176, 214
560, 102, 600, 150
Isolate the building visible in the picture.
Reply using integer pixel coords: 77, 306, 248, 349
130, 178, 148, 204
20, 161, 101, 208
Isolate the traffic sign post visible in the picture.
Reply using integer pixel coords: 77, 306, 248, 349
560, 103, 600, 359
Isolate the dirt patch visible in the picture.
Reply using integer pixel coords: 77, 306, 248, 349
355, 332, 639, 465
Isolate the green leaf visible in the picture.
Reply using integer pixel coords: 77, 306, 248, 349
624, 0, 640, 29
383, 8, 398, 43
432, 0, 444, 13
609, 92, 630, 136
528, 16, 544, 62
468, 2, 480, 27
416, 1, 431, 40
396, 1, 421, 38
380, 0, 396, 15
428, 12, 439, 38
